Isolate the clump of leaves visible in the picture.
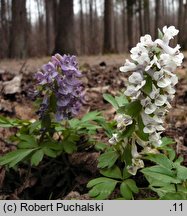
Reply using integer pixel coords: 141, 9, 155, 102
0, 111, 104, 168
87, 93, 187, 200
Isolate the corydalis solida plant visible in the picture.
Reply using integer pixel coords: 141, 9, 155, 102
35, 54, 84, 121
109, 26, 184, 175
87, 26, 187, 200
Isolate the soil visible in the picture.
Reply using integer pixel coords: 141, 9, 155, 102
0, 54, 187, 200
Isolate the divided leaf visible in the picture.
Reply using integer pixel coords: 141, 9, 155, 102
100, 165, 122, 179
87, 177, 118, 200
0, 149, 36, 168
103, 93, 119, 109
31, 149, 44, 166
98, 150, 119, 168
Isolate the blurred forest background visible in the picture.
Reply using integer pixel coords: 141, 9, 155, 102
0, 0, 187, 59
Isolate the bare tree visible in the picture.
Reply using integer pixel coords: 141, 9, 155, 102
9, 0, 28, 58
45, 0, 51, 55
54, 0, 76, 54
138, 0, 143, 36
79, 0, 85, 54
143, 0, 150, 34
127, 0, 135, 49
103, 0, 114, 53
0, 0, 9, 58
155, 0, 161, 38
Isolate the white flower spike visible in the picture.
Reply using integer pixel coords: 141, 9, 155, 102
111, 26, 183, 175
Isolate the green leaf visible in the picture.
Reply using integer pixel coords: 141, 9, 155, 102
160, 137, 175, 147
120, 121, 135, 139
41, 141, 63, 151
150, 184, 176, 198
0, 149, 36, 167
122, 167, 132, 179
120, 181, 133, 200
124, 179, 139, 193
103, 93, 119, 109
0, 116, 26, 128
174, 156, 184, 165
88, 178, 118, 200
136, 114, 149, 141
160, 192, 187, 200
100, 165, 122, 179
176, 165, 187, 181
62, 140, 77, 154
81, 111, 103, 122
97, 120, 115, 137
142, 165, 174, 177
163, 147, 176, 161
142, 75, 152, 95
43, 147, 57, 158
87, 177, 112, 188
141, 167, 181, 186
94, 142, 107, 151
31, 149, 44, 166
145, 154, 173, 170
158, 28, 164, 39
115, 94, 128, 107
68, 119, 80, 128
17, 134, 38, 148
98, 150, 119, 168
29, 121, 41, 134
122, 144, 132, 166
118, 100, 142, 118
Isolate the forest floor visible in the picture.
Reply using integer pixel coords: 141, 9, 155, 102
0, 53, 187, 199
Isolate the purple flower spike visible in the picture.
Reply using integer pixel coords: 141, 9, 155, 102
35, 53, 84, 121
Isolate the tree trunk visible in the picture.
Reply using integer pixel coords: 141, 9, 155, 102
9, 0, 27, 58
155, 0, 161, 38
45, 0, 51, 55
0, 0, 8, 58
127, 0, 134, 50
79, 0, 85, 54
144, 0, 150, 34
103, 0, 114, 53
89, 0, 94, 53
54, 0, 76, 54
121, 0, 126, 51
178, 0, 183, 45
138, 0, 143, 36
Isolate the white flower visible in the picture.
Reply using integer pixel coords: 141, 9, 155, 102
152, 108, 166, 124
172, 52, 184, 66
115, 114, 133, 129
155, 39, 181, 55
141, 97, 157, 114
128, 72, 143, 84
141, 146, 159, 154
143, 123, 164, 134
109, 133, 119, 144
124, 85, 139, 97
150, 87, 167, 106
158, 54, 177, 72
130, 43, 150, 65
162, 26, 179, 45
140, 34, 156, 47
145, 55, 159, 71
131, 142, 139, 158
149, 132, 161, 144
153, 70, 171, 88
127, 159, 144, 175
120, 59, 137, 73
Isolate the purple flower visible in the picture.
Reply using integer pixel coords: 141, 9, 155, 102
35, 53, 84, 121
